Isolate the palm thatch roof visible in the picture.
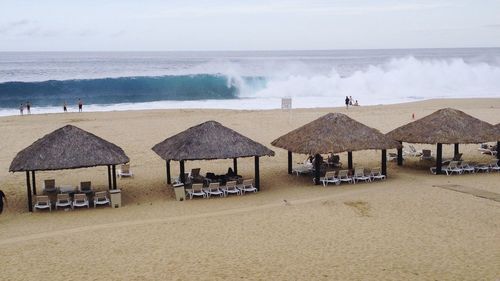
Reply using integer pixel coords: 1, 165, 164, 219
386, 108, 498, 144
152, 121, 274, 161
271, 113, 401, 155
10, 125, 129, 172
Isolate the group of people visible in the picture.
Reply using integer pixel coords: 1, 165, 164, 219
344, 96, 359, 109
19, 99, 84, 115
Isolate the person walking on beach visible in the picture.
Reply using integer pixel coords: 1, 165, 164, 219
78, 98, 83, 112
345, 96, 350, 109
63, 101, 67, 112
19, 103, 24, 115
0, 189, 7, 215
349, 96, 353, 106
26, 101, 31, 114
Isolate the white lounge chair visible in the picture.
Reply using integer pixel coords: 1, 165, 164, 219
474, 163, 490, 173
320, 171, 340, 187
34, 195, 52, 212
206, 182, 224, 198
292, 164, 314, 176
188, 183, 206, 199
370, 167, 386, 181
55, 193, 72, 210
72, 193, 89, 209
238, 179, 257, 194
488, 160, 500, 172
404, 145, 422, 157
444, 161, 463, 175
353, 168, 371, 183
459, 162, 475, 174
337, 170, 353, 184
222, 180, 240, 196
117, 164, 134, 178
93, 191, 111, 208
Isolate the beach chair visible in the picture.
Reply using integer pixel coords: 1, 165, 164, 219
444, 161, 463, 175
353, 168, 371, 183
93, 191, 111, 207
117, 164, 133, 178
488, 160, 500, 172
404, 145, 422, 157
34, 195, 52, 212
187, 183, 206, 199
370, 167, 386, 181
478, 144, 497, 155
459, 162, 475, 174
420, 149, 434, 161
205, 182, 224, 198
238, 179, 257, 194
474, 163, 490, 173
337, 170, 353, 184
43, 179, 57, 193
320, 171, 340, 187
55, 193, 72, 210
292, 164, 313, 176
79, 181, 93, 196
222, 180, 240, 196
73, 193, 89, 208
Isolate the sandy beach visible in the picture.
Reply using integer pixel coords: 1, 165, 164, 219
0, 98, 499, 280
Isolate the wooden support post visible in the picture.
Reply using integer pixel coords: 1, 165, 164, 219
381, 149, 387, 176
314, 153, 321, 185
180, 160, 185, 184
454, 143, 459, 156
112, 165, 117, 190
436, 143, 443, 175
287, 151, 293, 174
348, 151, 353, 170
497, 141, 500, 161
107, 165, 112, 190
26, 171, 33, 212
397, 141, 403, 166
233, 158, 238, 175
31, 170, 37, 195
254, 156, 260, 191
166, 160, 171, 184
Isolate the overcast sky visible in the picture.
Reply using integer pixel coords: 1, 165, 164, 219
1, 0, 499, 51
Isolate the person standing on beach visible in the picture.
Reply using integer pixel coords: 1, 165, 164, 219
63, 101, 67, 112
78, 98, 83, 112
0, 189, 7, 215
345, 96, 350, 109
349, 96, 353, 106
19, 103, 24, 115
26, 101, 31, 114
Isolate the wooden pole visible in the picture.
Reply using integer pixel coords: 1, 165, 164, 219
180, 160, 185, 184
31, 170, 37, 195
254, 156, 260, 191
397, 141, 403, 166
287, 151, 293, 174
233, 158, 238, 175
348, 151, 353, 170
497, 141, 500, 161
26, 171, 33, 212
107, 165, 112, 190
454, 143, 459, 156
381, 149, 387, 176
112, 165, 117, 190
436, 143, 443, 175
314, 153, 321, 185
166, 160, 171, 184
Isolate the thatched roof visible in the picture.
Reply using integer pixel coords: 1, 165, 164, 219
271, 113, 401, 155
10, 125, 129, 172
386, 108, 498, 144
152, 121, 274, 161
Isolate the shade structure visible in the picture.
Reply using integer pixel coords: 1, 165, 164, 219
152, 120, 274, 190
271, 112, 401, 184
386, 108, 498, 174
9, 125, 129, 212
496, 123, 500, 160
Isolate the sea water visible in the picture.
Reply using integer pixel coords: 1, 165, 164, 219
0, 48, 499, 116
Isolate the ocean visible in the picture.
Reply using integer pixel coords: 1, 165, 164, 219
1, 48, 499, 116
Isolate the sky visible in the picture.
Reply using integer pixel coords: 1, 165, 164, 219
0, 0, 499, 51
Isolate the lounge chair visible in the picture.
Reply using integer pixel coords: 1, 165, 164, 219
370, 167, 386, 181
404, 145, 422, 157
387, 152, 401, 162
93, 191, 111, 207
444, 161, 463, 175
238, 179, 257, 194
292, 164, 314, 176
73, 193, 89, 208
459, 162, 475, 174
442, 153, 463, 165
43, 179, 57, 193
478, 144, 497, 156
325, 154, 342, 168
337, 170, 353, 184
206, 182, 224, 198
222, 180, 240, 196
79, 181, 93, 196
353, 168, 371, 183
34, 195, 52, 212
420, 149, 434, 161
320, 171, 340, 187
117, 164, 134, 178
488, 160, 500, 172
55, 193, 72, 210
187, 183, 206, 199
474, 163, 490, 173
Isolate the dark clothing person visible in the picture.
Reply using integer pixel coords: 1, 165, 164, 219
26, 102, 31, 114
345, 96, 349, 109
0, 190, 6, 214
78, 99, 83, 112
63, 101, 67, 112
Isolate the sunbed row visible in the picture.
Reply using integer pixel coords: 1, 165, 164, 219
320, 168, 386, 187
186, 179, 256, 199
33, 191, 111, 212
431, 160, 500, 175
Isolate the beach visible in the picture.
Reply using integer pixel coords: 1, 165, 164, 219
0, 98, 499, 280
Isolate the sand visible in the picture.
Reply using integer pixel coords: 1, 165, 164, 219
0, 98, 499, 280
